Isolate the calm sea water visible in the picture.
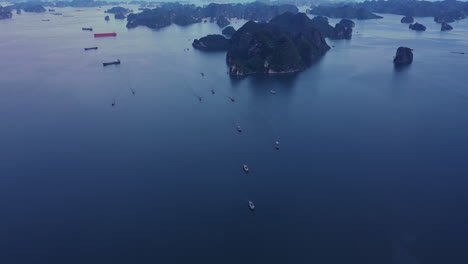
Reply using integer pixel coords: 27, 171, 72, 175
1, 6, 468, 264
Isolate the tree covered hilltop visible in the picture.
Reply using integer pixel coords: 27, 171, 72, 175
307, 5, 383, 20
126, 2, 298, 29
350, 0, 468, 23
193, 12, 334, 76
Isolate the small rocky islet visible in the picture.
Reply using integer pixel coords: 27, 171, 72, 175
441, 22, 453, 31
409, 22, 427, 31
401, 16, 414, 23
394, 47, 413, 65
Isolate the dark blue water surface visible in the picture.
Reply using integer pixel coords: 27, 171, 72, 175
1, 6, 468, 264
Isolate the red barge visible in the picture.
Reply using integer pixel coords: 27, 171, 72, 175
94, 33, 117, 37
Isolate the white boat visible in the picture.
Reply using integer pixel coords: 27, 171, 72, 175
243, 164, 249, 173
270, 89, 276, 94
248, 201, 255, 211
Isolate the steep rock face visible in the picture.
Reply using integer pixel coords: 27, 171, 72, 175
127, 8, 171, 29
216, 16, 230, 28
115, 13, 126, 19
441, 22, 453, 31
192, 34, 230, 51
401, 16, 414, 23
309, 16, 353, 40
0, 6, 12, 19
222, 26, 236, 37
394, 47, 413, 65
226, 13, 330, 75
409, 22, 426, 31
334, 21, 353, 40
308, 5, 383, 19
339, 18, 355, 28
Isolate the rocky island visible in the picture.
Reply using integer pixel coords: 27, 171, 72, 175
126, 2, 298, 29
105, 6, 131, 14
115, 13, 126, 19
309, 16, 354, 40
409, 22, 426, 31
222, 26, 236, 37
10, 3, 46, 13
394, 47, 413, 65
352, 0, 467, 22
0, 6, 12, 19
193, 12, 331, 75
434, 14, 455, 23
55, 0, 109, 8
216, 16, 230, 28
401, 16, 414, 23
192, 34, 230, 51
308, 5, 383, 20
441, 22, 453, 31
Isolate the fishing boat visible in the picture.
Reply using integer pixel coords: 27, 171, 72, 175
229, 97, 235, 102
94, 32, 116, 37
198, 96, 202, 102
211, 89, 215, 95
200, 72, 205, 77
451, 52, 465, 55
111, 100, 116, 107
103, 59, 120, 66
270, 89, 277, 94
84, 47, 98, 51
275, 141, 280, 150
248, 201, 255, 211
237, 126, 242, 132
82, 27, 93, 31
243, 164, 249, 173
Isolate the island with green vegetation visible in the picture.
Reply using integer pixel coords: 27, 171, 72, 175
352, 0, 467, 23
105, 6, 131, 14
126, 2, 298, 29
222, 26, 236, 37
308, 5, 383, 20
10, 3, 46, 13
192, 12, 331, 75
